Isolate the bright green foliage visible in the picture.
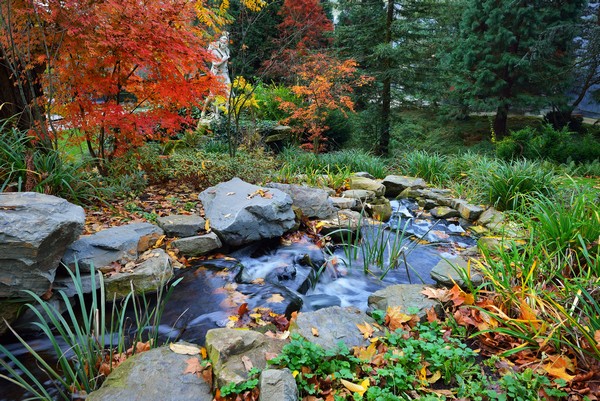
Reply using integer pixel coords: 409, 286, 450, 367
452, 0, 585, 137
268, 322, 564, 400
219, 367, 261, 397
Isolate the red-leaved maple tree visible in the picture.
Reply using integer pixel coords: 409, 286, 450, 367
1, 0, 239, 173
263, 0, 333, 81
52, 0, 219, 173
279, 53, 371, 153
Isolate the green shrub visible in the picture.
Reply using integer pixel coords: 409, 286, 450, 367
496, 124, 600, 165
254, 82, 298, 121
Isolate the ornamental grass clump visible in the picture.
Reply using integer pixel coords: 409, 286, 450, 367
474, 159, 557, 211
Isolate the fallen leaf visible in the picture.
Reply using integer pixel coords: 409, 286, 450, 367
357, 342, 377, 361
183, 357, 202, 378
426, 307, 439, 323
385, 306, 413, 331
543, 355, 576, 382
205, 219, 211, 232
340, 378, 369, 397
267, 293, 285, 303
595, 330, 600, 347
421, 287, 452, 303
241, 355, 253, 371
169, 343, 200, 355
356, 322, 375, 339
265, 352, 278, 361
427, 370, 442, 384
311, 327, 319, 337
238, 303, 249, 317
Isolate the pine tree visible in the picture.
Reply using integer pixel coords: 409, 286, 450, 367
335, 0, 464, 154
452, 0, 585, 137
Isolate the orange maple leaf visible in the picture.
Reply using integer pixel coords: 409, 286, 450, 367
183, 357, 203, 378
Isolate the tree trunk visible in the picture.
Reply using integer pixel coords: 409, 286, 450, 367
0, 55, 47, 137
376, 0, 394, 156
493, 103, 509, 139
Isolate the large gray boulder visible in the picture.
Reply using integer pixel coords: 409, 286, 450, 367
0, 192, 85, 298
86, 346, 212, 401
199, 178, 296, 247
62, 223, 164, 273
290, 306, 376, 351
368, 284, 442, 321
104, 249, 173, 299
206, 328, 287, 387
382, 176, 427, 197
266, 182, 335, 219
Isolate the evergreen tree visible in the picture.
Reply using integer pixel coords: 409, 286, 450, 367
335, 0, 464, 154
228, 0, 283, 78
452, 0, 585, 137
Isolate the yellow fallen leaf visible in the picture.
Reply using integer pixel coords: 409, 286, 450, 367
169, 343, 200, 355
340, 378, 369, 397
292, 370, 299, 378
542, 355, 576, 382
356, 322, 375, 339
357, 342, 377, 361
427, 370, 441, 384
311, 327, 319, 337
205, 218, 211, 232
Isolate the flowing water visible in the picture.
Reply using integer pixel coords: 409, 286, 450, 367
0, 198, 477, 400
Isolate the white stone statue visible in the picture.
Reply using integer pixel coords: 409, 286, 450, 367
201, 31, 231, 119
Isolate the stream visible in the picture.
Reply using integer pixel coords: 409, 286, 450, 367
0, 199, 477, 401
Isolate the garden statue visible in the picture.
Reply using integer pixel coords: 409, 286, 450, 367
201, 31, 231, 120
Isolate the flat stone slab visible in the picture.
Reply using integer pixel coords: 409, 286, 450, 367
290, 306, 376, 351
477, 207, 504, 227
340, 189, 376, 203
318, 210, 365, 239
86, 345, 212, 401
455, 201, 484, 221
430, 206, 460, 219
266, 183, 336, 219
172, 232, 222, 257
259, 369, 298, 401
349, 176, 385, 197
329, 196, 357, 210
157, 215, 205, 238
368, 284, 442, 321
62, 222, 164, 273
